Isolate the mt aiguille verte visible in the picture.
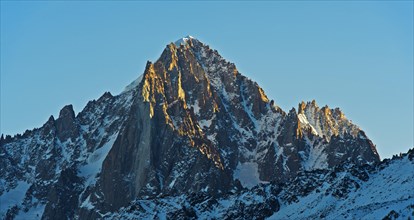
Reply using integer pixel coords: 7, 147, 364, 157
2, 36, 413, 220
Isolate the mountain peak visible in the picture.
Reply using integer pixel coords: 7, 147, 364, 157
174, 35, 196, 46
58, 104, 75, 119
0, 37, 385, 219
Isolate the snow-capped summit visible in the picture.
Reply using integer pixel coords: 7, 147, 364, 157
0, 37, 387, 220
174, 35, 195, 46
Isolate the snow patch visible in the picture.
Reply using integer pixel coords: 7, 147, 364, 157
174, 35, 194, 46
79, 132, 119, 186
80, 195, 95, 210
122, 74, 143, 94
0, 181, 30, 216
233, 162, 267, 189
298, 113, 319, 135
192, 100, 201, 116
14, 203, 46, 220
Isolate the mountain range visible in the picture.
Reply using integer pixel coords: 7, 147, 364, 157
1, 36, 412, 220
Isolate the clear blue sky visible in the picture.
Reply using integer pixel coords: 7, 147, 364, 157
1, 1, 413, 159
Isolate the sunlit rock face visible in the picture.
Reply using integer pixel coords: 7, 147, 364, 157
0, 36, 380, 219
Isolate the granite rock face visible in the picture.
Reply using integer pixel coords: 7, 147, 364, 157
0, 36, 381, 219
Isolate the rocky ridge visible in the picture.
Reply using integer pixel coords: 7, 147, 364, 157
106, 148, 414, 219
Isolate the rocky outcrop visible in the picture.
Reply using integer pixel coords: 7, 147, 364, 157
55, 105, 79, 141
42, 168, 83, 220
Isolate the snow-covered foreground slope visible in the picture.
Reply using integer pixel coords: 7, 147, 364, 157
272, 150, 414, 219
106, 149, 414, 219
